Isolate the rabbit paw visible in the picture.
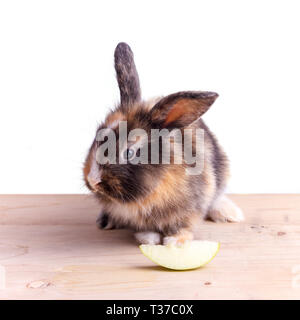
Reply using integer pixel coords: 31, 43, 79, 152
134, 231, 161, 245
96, 212, 116, 230
163, 229, 194, 246
208, 196, 244, 223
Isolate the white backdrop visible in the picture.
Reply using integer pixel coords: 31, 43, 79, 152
1, 0, 299, 194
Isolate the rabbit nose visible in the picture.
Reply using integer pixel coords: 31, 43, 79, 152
88, 175, 101, 189
87, 165, 102, 190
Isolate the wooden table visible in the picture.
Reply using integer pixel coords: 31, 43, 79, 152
0, 194, 299, 300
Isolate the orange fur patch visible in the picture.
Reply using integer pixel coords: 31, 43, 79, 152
175, 229, 194, 243
105, 111, 125, 128
135, 166, 187, 212
164, 100, 190, 125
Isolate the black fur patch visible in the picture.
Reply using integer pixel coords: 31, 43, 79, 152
98, 212, 109, 229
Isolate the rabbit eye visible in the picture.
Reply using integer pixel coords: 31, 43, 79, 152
123, 148, 135, 160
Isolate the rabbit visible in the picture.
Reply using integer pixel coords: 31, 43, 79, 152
83, 42, 244, 245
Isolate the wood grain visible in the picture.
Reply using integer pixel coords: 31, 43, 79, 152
0, 194, 300, 299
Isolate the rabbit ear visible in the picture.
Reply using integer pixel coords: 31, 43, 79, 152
150, 91, 218, 128
114, 42, 141, 106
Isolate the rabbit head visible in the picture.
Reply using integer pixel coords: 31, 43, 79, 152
83, 42, 218, 204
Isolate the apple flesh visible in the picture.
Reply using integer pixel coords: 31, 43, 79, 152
140, 240, 220, 270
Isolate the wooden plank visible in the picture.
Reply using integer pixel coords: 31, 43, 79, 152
0, 194, 300, 299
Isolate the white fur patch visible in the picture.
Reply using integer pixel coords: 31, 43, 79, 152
87, 148, 102, 189
208, 196, 244, 223
134, 231, 161, 245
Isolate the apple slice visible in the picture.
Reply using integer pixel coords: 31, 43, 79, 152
140, 240, 220, 270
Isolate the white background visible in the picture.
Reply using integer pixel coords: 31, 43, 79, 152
0, 0, 299, 194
